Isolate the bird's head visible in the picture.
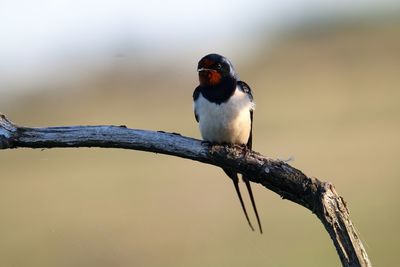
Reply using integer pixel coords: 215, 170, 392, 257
197, 53, 237, 86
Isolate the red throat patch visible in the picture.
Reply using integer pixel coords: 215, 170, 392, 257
208, 70, 222, 85
199, 70, 222, 86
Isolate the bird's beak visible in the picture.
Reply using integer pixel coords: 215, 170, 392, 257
198, 67, 214, 73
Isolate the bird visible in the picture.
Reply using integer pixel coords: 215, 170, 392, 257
193, 53, 262, 233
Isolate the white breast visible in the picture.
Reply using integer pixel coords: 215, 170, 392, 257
194, 87, 254, 145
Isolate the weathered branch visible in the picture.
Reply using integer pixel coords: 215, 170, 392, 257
0, 114, 371, 267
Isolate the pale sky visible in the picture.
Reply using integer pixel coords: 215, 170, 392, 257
0, 0, 398, 91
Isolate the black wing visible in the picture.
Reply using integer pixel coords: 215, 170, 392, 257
237, 80, 253, 102
247, 110, 253, 149
193, 86, 201, 122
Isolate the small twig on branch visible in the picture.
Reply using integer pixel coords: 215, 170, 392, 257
0, 114, 371, 267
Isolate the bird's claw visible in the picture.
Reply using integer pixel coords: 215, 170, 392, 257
242, 145, 251, 158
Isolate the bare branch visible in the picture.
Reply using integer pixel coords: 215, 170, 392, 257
0, 114, 371, 267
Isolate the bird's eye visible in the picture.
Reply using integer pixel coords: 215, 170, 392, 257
216, 63, 222, 69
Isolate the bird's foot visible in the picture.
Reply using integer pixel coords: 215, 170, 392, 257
201, 141, 220, 154
241, 144, 251, 158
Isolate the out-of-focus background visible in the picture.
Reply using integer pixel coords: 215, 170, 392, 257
1, 1, 399, 266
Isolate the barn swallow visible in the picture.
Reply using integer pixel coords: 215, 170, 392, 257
193, 53, 262, 233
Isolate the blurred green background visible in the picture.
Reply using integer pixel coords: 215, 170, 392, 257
1, 1, 399, 266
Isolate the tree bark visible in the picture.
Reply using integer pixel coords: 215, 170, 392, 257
0, 114, 372, 267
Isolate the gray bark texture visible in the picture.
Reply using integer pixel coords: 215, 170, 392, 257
0, 114, 371, 267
